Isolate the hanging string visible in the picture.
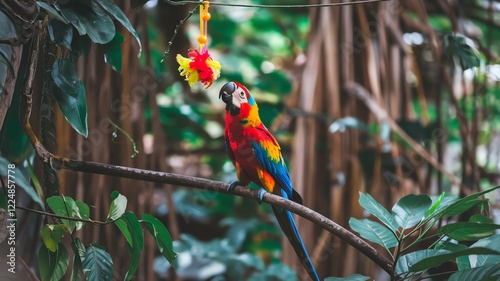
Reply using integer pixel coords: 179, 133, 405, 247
198, 1, 210, 50
164, 0, 391, 8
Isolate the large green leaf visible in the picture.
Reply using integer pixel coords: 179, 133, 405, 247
142, 214, 177, 264
449, 263, 500, 281
41, 224, 66, 252
349, 218, 397, 251
83, 244, 114, 281
396, 249, 446, 276
36, 2, 68, 23
444, 34, 480, 70
39, 244, 69, 281
94, 0, 142, 56
358, 192, 399, 232
70, 238, 86, 281
60, 3, 115, 44
438, 221, 500, 241
424, 193, 458, 219
0, 156, 45, 209
421, 186, 500, 226
52, 59, 88, 137
103, 32, 124, 72
471, 234, 500, 267
435, 241, 470, 270
117, 212, 144, 281
115, 218, 133, 247
409, 248, 500, 272
46, 196, 88, 232
325, 274, 370, 281
106, 191, 127, 221
392, 194, 431, 230
48, 19, 73, 50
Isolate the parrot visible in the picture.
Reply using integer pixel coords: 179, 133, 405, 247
219, 81, 320, 281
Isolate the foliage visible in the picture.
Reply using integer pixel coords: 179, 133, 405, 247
37, 191, 176, 281
35, 0, 143, 138
154, 233, 296, 281
340, 186, 500, 281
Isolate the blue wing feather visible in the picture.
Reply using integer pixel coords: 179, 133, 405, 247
249, 138, 293, 198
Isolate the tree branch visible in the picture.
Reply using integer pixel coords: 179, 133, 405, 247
19, 25, 394, 275
16, 205, 111, 225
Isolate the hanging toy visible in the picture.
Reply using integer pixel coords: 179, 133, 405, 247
176, 1, 221, 89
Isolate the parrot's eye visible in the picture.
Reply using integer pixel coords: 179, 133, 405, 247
239, 91, 245, 99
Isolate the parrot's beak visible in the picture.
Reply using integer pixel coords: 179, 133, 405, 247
219, 82, 240, 116
219, 82, 236, 105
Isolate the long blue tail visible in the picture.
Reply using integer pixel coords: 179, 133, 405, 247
272, 190, 320, 281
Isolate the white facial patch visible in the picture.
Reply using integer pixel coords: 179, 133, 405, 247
231, 87, 247, 108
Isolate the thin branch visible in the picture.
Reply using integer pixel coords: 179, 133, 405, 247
20, 87, 392, 274
20, 22, 393, 275
16, 205, 111, 225
55, 157, 394, 273
163, 0, 391, 8
160, 3, 200, 62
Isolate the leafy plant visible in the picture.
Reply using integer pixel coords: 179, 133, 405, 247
333, 186, 500, 280
37, 191, 176, 281
34, 0, 144, 138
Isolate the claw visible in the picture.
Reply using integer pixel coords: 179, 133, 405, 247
227, 180, 245, 192
257, 188, 267, 204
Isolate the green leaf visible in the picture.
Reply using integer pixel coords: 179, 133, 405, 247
115, 218, 133, 247
118, 212, 144, 281
409, 247, 500, 272
39, 244, 69, 281
358, 192, 399, 232
142, 214, 177, 264
349, 218, 397, 251
71, 34, 91, 57
36, 2, 69, 23
435, 241, 470, 270
438, 221, 500, 241
396, 249, 446, 275
444, 34, 481, 70
94, 0, 142, 56
325, 274, 370, 281
48, 19, 73, 49
392, 194, 432, 230
0, 156, 45, 209
421, 186, 500, 226
107, 191, 127, 221
46, 196, 88, 232
60, 3, 115, 44
424, 192, 452, 218
73, 237, 86, 262
83, 244, 114, 281
52, 59, 88, 137
41, 224, 66, 252
471, 234, 500, 267
103, 32, 124, 72
70, 238, 86, 281
449, 263, 500, 281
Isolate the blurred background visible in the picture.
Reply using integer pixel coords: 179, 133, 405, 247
2, 0, 500, 280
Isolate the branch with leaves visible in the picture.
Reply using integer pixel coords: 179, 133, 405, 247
18, 27, 393, 276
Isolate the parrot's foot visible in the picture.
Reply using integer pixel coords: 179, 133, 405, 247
227, 180, 245, 192
257, 188, 267, 204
